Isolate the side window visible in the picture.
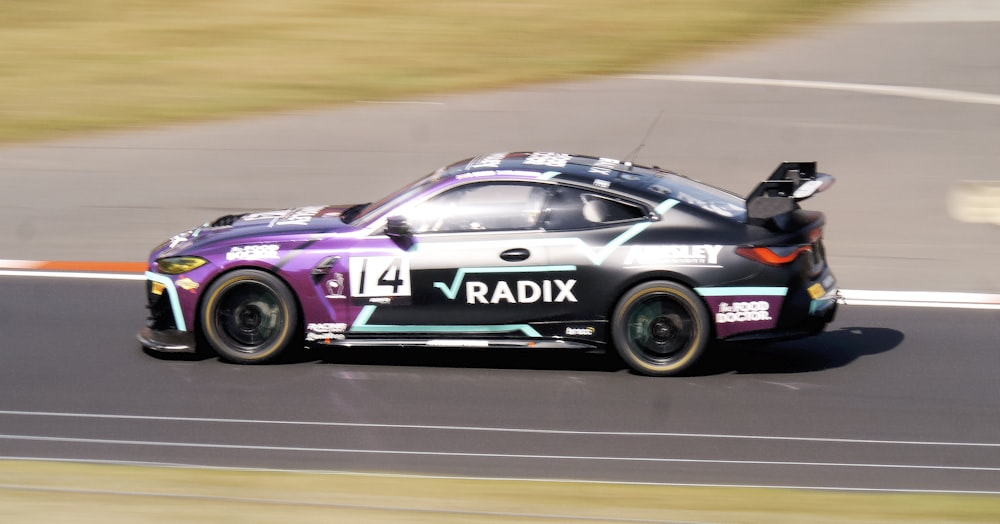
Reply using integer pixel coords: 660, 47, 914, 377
542, 186, 647, 231
407, 183, 548, 233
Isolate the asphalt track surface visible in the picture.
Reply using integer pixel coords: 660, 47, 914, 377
0, 277, 998, 494
0, 0, 998, 494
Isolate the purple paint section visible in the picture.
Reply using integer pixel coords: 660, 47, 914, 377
702, 295, 784, 338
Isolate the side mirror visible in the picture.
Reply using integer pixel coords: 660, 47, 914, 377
385, 215, 412, 238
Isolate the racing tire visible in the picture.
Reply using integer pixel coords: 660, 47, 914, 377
611, 281, 710, 376
199, 269, 299, 364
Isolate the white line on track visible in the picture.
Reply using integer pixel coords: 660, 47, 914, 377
841, 289, 1000, 309
1, 410, 997, 448
1, 268, 998, 309
624, 74, 1000, 107
1, 434, 996, 473
0, 269, 144, 281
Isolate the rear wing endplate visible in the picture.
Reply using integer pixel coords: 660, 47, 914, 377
746, 162, 834, 222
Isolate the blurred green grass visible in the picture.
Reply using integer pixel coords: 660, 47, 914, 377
2, 460, 998, 523
0, 0, 869, 143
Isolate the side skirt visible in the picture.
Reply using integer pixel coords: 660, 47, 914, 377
310, 338, 598, 350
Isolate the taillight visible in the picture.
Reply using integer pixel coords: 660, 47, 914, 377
736, 245, 812, 266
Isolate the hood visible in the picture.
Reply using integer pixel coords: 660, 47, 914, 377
223, 205, 350, 231
155, 204, 357, 257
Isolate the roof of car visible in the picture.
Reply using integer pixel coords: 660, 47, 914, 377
439, 152, 745, 210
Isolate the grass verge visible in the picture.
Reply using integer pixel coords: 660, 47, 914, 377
2, 460, 998, 523
0, 0, 872, 143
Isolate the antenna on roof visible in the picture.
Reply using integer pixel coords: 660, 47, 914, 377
622, 109, 664, 169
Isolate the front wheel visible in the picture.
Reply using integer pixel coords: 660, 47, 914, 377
611, 281, 710, 376
199, 269, 299, 364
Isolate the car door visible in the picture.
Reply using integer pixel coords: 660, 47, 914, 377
537, 185, 655, 323
352, 180, 579, 337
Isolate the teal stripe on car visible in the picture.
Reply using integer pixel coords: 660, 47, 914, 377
350, 305, 542, 337
145, 272, 187, 331
695, 286, 789, 297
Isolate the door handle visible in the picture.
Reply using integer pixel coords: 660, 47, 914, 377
500, 248, 531, 262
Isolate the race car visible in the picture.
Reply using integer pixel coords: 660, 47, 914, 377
138, 152, 838, 376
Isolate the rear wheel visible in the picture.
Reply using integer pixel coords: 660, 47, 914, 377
199, 269, 299, 363
612, 281, 710, 376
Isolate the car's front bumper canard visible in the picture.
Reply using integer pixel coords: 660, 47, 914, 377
137, 326, 197, 353
139, 271, 197, 353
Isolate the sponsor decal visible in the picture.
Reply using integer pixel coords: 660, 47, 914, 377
716, 301, 772, 323
349, 256, 411, 298
241, 210, 290, 222
565, 326, 596, 336
175, 277, 199, 292
308, 322, 346, 333
241, 207, 324, 227
275, 206, 324, 226
307, 333, 345, 342
699, 291, 784, 338
465, 279, 577, 304
624, 244, 723, 266
588, 157, 619, 176
523, 152, 572, 168
593, 179, 611, 189
467, 153, 507, 169
306, 322, 347, 342
168, 232, 191, 249
433, 265, 576, 300
226, 244, 280, 262
325, 273, 346, 299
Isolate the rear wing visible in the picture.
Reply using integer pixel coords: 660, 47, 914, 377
746, 162, 834, 224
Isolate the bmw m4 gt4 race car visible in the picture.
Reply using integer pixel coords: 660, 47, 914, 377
139, 152, 838, 376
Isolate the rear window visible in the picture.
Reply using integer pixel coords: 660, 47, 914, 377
649, 173, 746, 221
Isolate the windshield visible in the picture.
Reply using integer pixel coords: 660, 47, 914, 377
344, 170, 442, 226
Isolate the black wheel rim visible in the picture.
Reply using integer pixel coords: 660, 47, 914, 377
214, 281, 284, 353
624, 294, 693, 364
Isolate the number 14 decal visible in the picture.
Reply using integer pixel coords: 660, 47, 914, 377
349, 256, 411, 297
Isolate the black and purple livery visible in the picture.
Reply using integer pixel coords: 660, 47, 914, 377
139, 152, 838, 376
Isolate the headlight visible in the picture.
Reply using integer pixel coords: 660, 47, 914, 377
156, 256, 209, 274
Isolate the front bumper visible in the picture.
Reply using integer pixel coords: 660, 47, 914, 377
137, 326, 197, 353
140, 271, 197, 353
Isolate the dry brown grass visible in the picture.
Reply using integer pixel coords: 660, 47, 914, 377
2, 460, 998, 523
0, 0, 869, 142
